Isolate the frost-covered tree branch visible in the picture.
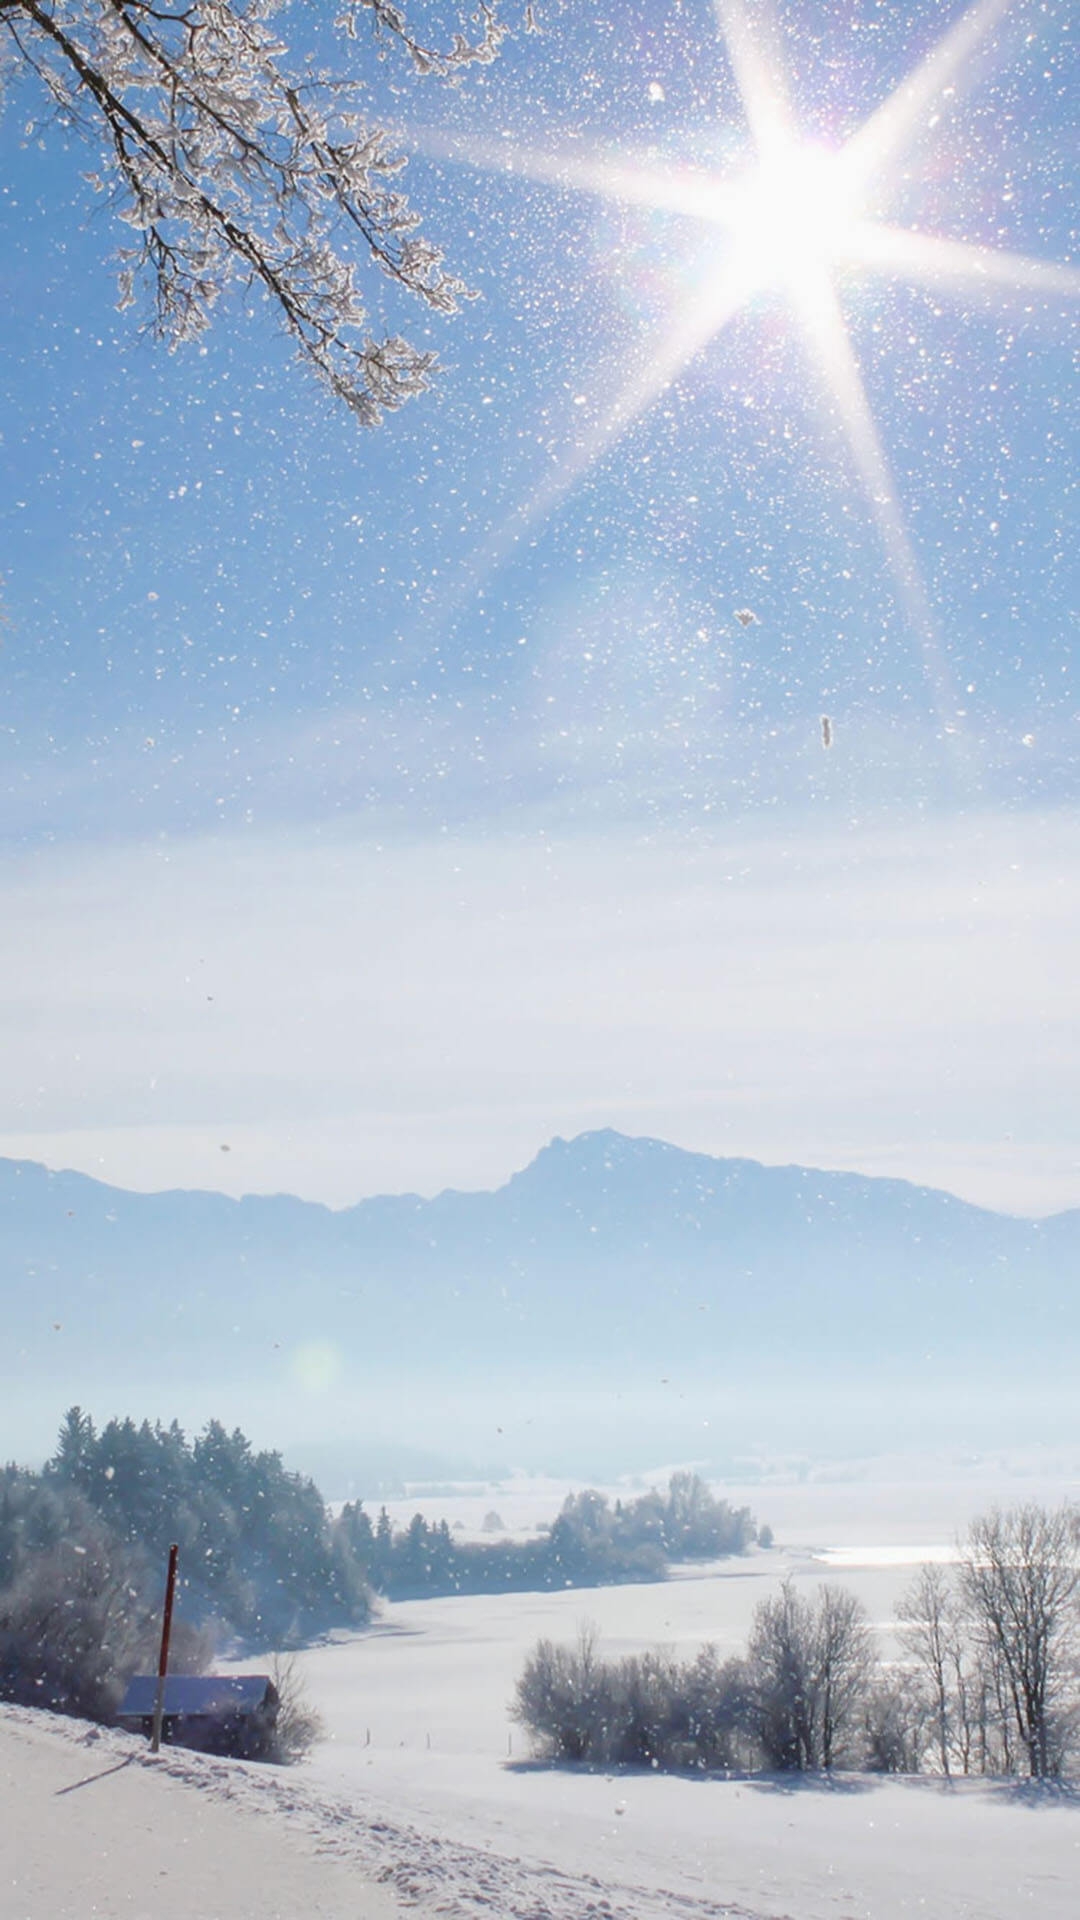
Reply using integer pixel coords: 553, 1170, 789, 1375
0, 0, 510, 422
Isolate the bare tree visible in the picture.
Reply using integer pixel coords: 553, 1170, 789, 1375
898, 1564, 964, 1775
0, 0, 511, 422
961, 1504, 1080, 1779
746, 1579, 818, 1769
815, 1585, 875, 1769
745, 1574, 810, 1766
746, 1579, 875, 1771
974, 1629, 1017, 1776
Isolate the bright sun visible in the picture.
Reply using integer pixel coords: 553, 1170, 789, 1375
727, 144, 862, 291
435, 0, 1080, 672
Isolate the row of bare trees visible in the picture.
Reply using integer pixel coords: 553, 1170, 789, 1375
899, 1505, 1080, 1779
514, 1585, 884, 1774
514, 1505, 1080, 1780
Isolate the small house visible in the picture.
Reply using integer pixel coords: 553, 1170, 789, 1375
117, 1673, 280, 1758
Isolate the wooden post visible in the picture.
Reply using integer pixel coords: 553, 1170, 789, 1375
150, 1543, 179, 1754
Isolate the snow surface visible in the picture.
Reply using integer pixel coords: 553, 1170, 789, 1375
9, 1479, 1080, 1920
10, 1678, 1079, 1920
272, 1481, 1079, 1920
0, 1704, 399, 1920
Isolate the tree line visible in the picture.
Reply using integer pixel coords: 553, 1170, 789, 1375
0, 1407, 373, 1718
514, 1503, 1080, 1781
0, 1411, 759, 1722
341, 1473, 760, 1600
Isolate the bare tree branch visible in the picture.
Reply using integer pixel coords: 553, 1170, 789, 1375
1, 0, 512, 422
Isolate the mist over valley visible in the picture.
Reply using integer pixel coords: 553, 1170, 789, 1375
5, 1129, 1077, 1483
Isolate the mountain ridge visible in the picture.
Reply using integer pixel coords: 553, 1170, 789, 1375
0, 1126, 1064, 1225
3, 1129, 1077, 1472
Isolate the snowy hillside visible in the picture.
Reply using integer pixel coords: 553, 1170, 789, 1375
8, 1520, 1080, 1920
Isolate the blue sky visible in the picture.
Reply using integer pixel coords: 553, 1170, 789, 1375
1, 0, 1077, 1211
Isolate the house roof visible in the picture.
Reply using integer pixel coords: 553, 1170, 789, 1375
118, 1674, 275, 1718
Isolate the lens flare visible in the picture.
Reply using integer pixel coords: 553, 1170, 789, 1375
416, 0, 1078, 718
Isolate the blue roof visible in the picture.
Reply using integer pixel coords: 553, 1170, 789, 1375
118, 1674, 275, 1718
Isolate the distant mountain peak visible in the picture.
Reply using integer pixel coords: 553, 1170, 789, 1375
543, 1128, 646, 1160
511, 1128, 760, 1191
510, 1129, 669, 1188
529, 1127, 703, 1167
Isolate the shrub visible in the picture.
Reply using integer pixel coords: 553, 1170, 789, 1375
514, 1629, 754, 1772
862, 1674, 927, 1773
265, 1653, 324, 1764
513, 1624, 605, 1761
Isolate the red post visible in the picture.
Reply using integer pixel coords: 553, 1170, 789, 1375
149, 1543, 179, 1754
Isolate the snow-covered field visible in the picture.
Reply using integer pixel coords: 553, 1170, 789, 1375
8, 1469, 1080, 1920
286, 1468, 1080, 1919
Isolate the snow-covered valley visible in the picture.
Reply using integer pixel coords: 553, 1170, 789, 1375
8, 1474, 1080, 1920
281, 1476, 1080, 1919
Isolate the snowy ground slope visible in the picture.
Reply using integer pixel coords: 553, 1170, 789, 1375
11, 1476, 1080, 1920
0, 1703, 764, 1920
8, 1699, 1078, 1920
0, 1703, 401, 1920
283, 1485, 1080, 1920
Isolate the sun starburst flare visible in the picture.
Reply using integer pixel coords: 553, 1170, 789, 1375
419, 0, 1079, 701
